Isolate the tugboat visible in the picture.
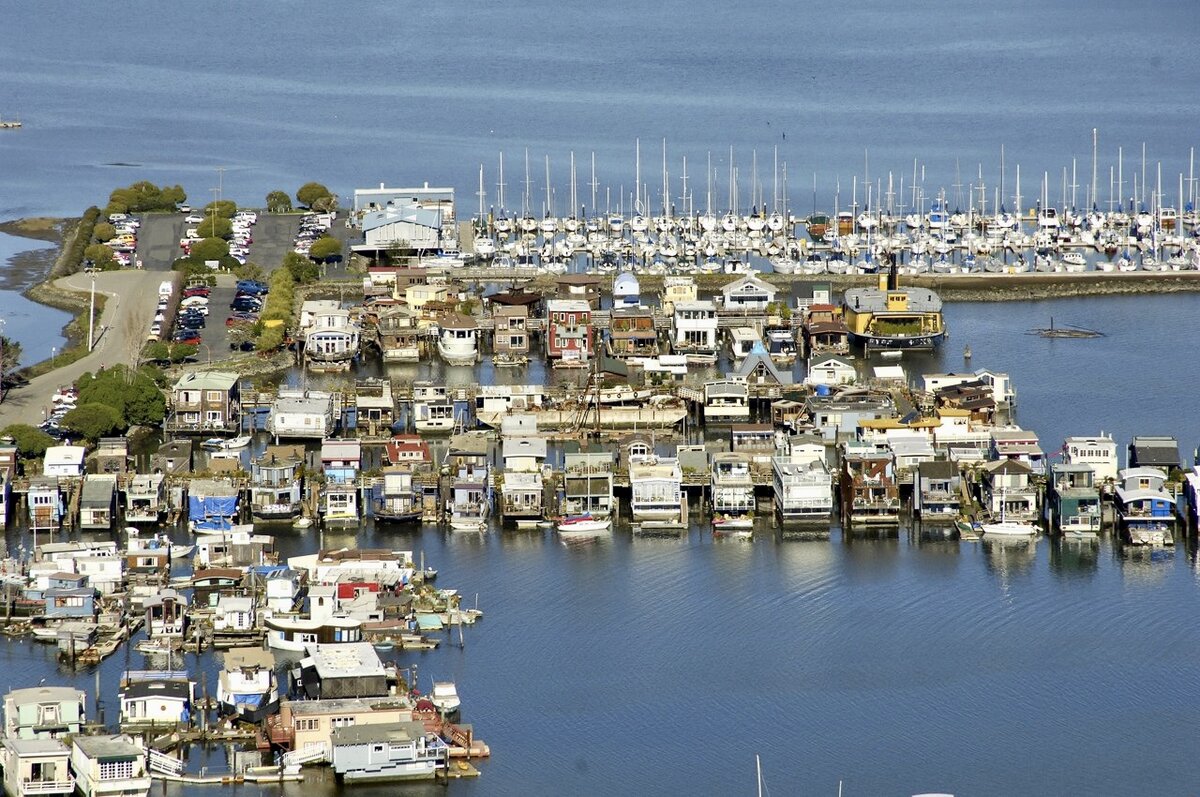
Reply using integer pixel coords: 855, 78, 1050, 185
841, 260, 946, 350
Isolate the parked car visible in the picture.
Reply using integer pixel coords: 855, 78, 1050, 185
173, 330, 202, 345
236, 279, 268, 296
183, 286, 211, 298
185, 214, 204, 224
231, 297, 263, 312
226, 312, 258, 327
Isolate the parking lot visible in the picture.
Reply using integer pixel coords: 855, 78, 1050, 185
135, 211, 304, 360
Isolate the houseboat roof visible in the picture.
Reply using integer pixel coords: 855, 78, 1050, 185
321, 439, 362, 461
303, 642, 385, 680
4, 738, 68, 756
286, 695, 412, 716
722, 274, 776, 296
6, 686, 84, 705
1116, 486, 1176, 504
502, 437, 547, 460
331, 720, 429, 746
120, 679, 191, 702
72, 735, 144, 760
188, 478, 238, 497
733, 343, 794, 385
843, 286, 943, 312
489, 290, 542, 307
440, 313, 478, 330
173, 371, 238, 392
546, 298, 590, 312
983, 459, 1032, 476
44, 446, 85, 467
80, 477, 116, 505
673, 300, 716, 312
917, 460, 959, 479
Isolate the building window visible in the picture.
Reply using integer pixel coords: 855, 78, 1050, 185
99, 760, 135, 781
331, 716, 356, 729
295, 718, 320, 732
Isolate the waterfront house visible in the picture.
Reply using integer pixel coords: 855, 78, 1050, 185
990, 427, 1046, 474
806, 354, 856, 387
804, 392, 896, 445
188, 478, 239, 533
1127, 436, 1179, 476
840, 442, 900, 526
217, 647, 278, 724
734, 342, 794, 388
356, 197, 446, 253
331, 721, 448, 782
671, 300, 718, 361
36, 542, 122, 597
770, 398, 804, 430
772, 438, 833, 525
411, 383, 456, 434
400, 282, 450, 311
270, 696, 418, 764
629, 455, 684, 524
195, 531, 274, 570
934, 381, 996, 423
730, 424, 778, 469
249, 446, 304, 522
68, 735, 151, 797
166, 371, 240, 434
914, 460, 962, 519
118, 671, 194, 730
726, 327, 761, 364
931, 408, 993, 463
764, 326, 798, 362
555, 274, 602, 307
27, 477, 63, 532
3, 687, 86, 740
710, 453, 755, 523
144, 589, 187, 639
0, 443, 15, 525
376, 306, 421, 363
562, 452, 616, 519
1047, 463, 1101, 535
94, 438, 128, 475
269, 390, 336, 440
213, 594, 257, 636
1114, 466, 1176, 545
446, 432, 491, 530
981, 459, 1037, 520
321, 439, 362, 526
2, 738, 74, 797
660, 275, 696, 315
493, 305, 531, 357
720, 274, 776, 312
152, 440, 192, 476
703, 379, 750, 421
922, 369, 1016, 407
500, 437, 546, 522
78, 475, 116, 531
373, 467, 421, 524
802, 304, 850, 356
1062, 434, 1119, 484
125, 474, 166, 525
546, 299, 592, 363
384, 435, 432, 467
42, 585, 96, 622
42, 447, 84, 479
607, 307, 658, 359
353, 378, 395, 436
190, 569, 243, 609
302, 303, 361, 371
294, 642, 388, 700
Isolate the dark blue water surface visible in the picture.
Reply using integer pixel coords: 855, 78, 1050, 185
1, 2, 1199, 795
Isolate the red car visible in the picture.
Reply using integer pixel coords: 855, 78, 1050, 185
226, 312, 258, 327
183, 286, 211, 298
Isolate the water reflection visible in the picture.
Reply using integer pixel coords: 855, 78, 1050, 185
1047, 536, 1100, 579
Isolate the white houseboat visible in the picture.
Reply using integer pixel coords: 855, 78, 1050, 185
412, 383, 457, 434
772, 441, 834, 525
218, 647, 279, 724
436, 314, 479, 366
710, 452, 755, 529
629, 455, 684, 524
124, 474, 166, 525
703, 378, 750, 421
69, 736, 151, 797
330, 722, 448, 782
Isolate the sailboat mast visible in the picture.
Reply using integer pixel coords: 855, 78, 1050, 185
498, 151, 506, 213
1091, 128, 1098, 209
590, 152, 598, 215
544, 155, 552, 218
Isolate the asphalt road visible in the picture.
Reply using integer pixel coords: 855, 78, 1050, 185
0, 270, 164, 429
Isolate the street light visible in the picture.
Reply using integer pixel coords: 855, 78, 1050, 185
0, 318, 6, 404
87, 272, 96, 351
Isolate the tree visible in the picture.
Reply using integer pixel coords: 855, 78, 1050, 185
203, 199, 237, 219
76, 365, 165, 428
308, 235, 342, 262
282, 251, 319, 284
0, 335, 21, 377
189, 237, 230, 263
83, 243, 117, 271
62, 403, 123, 440
196, 216, 233, 239
0, 424, 54, 458
311, 195, 337, 213
266, 191, 292, 213
142, 341, 170, 363
234, 262, 265, 281
296, 182, 333, 209
254, 325, 285, 352
93, 222, 116, 243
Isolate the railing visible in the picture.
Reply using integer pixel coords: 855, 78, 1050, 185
20, 780, 75, 794
147, 749, 184, 776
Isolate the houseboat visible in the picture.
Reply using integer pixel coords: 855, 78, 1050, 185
320, 439, 362, 526
436, 314, 479, 366
79, 475, 117, 531
1047, 463, 1101, 536
2, 738, 75, 797
629, 455, 684, 525
412, 383, 457, 434
560, 452, 615, 523
377, 307, 421, 362
3, 686, 86, 739
268, 390, 336, 440
331, 722, 448, 782
118, 671, 194, 730
446, 434, 490, 532
710, 453, 755, 529
726, 327, 762, 364
26, 477, 63, 532
188, 479, 240, 533
143, 589, 188, 639
1114, 467, 1176, 546
802, 304, 850, 356
265, 616, 363, 652
217, 647, 279, 724
772, 447, 834, 526
373, 467, 422, 524
249, 448, 304, 522
304, 311, 361, 371
839, 442, 900, 526
764, 327, 798, 363
842, 268, 945, 350
671, 300, 719, 363
703, 379, 750, 421
125, 474, 166, 525
69, 736, 151, 797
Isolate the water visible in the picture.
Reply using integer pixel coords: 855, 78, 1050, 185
3, 2, 1200, 794
0, 233, 71, 364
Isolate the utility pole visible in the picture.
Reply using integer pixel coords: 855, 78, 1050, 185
87, 274, 96, 351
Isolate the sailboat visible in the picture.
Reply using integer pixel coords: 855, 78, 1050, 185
981, 489, 1038, 537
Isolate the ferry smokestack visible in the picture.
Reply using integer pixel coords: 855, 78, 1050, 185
887, 256, 898, 291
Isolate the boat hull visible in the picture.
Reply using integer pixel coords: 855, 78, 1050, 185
477, 406, 686, 431
848, 330, 946, 350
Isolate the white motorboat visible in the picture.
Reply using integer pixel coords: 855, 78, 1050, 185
430, 681, 461, 714
556, 514, 612, 537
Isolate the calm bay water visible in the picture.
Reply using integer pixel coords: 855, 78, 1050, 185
1, 2, 1199, 795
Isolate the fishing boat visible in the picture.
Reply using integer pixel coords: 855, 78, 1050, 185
556, 513, 612, 537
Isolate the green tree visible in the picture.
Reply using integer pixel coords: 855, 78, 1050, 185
308, 235, 342, 262
311, 195, 337, 213
0, 335, 21, 377
83, 243, 117, 271
296, 182, 333, 209
266, 191, 292, 213
234, 262, 265, 281
0, 424, 54, 458
161, 185, 187, 208
142, 341, 170, 363
282, 251, 319, 284
203, 199, 237, 219
62, 403, 123, 440
254, 325, 285, 352
93, 222, 116, 243
76, 365, 165, 427
196, 216, 233, 239
169, 343, 198, 363
189, 237, 230, 263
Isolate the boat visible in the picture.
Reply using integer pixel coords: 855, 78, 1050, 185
842, 263, 945, 350
430, 681, 461, 715
436, 315, 479, 366
218, 647, 279, 723
492, 352, 528, 368
713, 515, 754, 530
293, 516, 313, 529
981, 491, 1038, 537
265, 616, 363, 651
556, 514, 613, 537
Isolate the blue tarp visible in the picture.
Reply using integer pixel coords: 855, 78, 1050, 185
192, 517, 233, 532
188, 494, 238, 518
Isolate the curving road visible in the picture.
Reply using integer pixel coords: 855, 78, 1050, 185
0, 270, 165, 429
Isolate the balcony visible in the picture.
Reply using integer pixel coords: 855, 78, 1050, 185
21, 779, 75, 795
